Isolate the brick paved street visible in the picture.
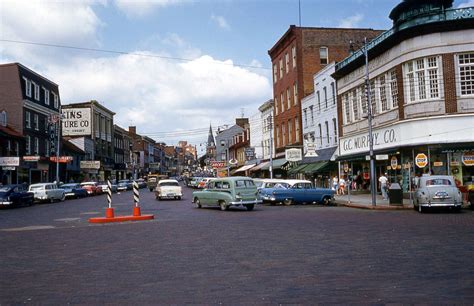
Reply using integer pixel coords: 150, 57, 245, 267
1, 185, 473, 304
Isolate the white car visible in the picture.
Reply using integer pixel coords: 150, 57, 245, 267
29, 183, 65, 203
155, 179, 183, 200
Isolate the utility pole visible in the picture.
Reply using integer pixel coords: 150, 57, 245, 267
268, 115, 274, 179
364, 37, 377, 207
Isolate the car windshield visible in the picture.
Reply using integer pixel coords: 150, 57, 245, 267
426, 179, 452, 186
159, 182, 179, 187
29, 186, 44, 190
61, 184, 78, 188
0, 186, 13, 192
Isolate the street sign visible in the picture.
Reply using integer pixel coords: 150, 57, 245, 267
0, 157, 20, 166
49, 156, 73, 163
462, 152, 474, 166
80, 160, 101, 169
376, 154, 389, 160
245, 147, 255, 158
2, 166, 16, 171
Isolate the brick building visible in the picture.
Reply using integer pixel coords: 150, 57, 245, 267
0, 63, 62, 184
333, 0, 474, 194
268, 26, 383, 157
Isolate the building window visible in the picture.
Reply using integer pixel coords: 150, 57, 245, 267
320, 47, 328, 65
279, 58, 283, 79
34, 137, 39, 154
288, 119, 292, 143
26, 135, 31, 155
292, 46, 296, 68
282, 124, 286, 146
0, 110, 6, 127
303, 108, 308, 128
352, 90, 359, 121
343, 93, 351, 124
333, 118, 338, 144
33, 82, 40, 101
317, 91, 321, 111
275, 96, 279, 115
295, 117, 300, 142
34, 114, 39, 130
25, 111, 31, 128
276, 125, 280, 147
331, 82, 336, 105
43, 87, 50, 105
325, 121, 330, 144
318, 124, 322, 146
458, 52, 474, 96
45, 140, 50, 157
287, 87, 291, 109
22, 77, 32, 98
53, 92, 59, 108
285, 53, 289, 74
390, 70, 398, 107
293, 82, 298, 105
323, 86, 328, 109
273, 64, 277, 84
404, 56, 441, 103
280, 93, 284, 112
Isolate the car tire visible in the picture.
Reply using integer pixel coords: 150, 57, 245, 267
60, 194, 66, 202
322, 196, 330, 205
177, 196, 182, 200
194, 198, 202, 208
246, 204, 254, 211
219, 201, 228, 211
283, 198, 293, 206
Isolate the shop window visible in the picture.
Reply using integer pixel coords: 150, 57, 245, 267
458, 52, 474, 96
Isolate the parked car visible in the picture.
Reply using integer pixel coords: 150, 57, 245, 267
117, 180, 132, 191
188, 177, 202, 188
413, 175, 463, 213
155, 179, 183, 200
135, 178, 147, 189
60, 183, 88, 199
257, 180, 304, 205
80, 182, 102, 195
0, 184, 34, 207
97, 181, 118, 194
192, 176, 261, 211
253, 178, 288, 190
268, 181, 336, 205
29, 183, 65, 203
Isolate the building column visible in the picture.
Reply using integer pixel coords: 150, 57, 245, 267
442, 53, 458, 113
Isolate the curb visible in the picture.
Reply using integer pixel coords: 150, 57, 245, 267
336, 201, 413, 210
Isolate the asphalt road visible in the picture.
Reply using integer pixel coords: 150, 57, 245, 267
1, 184, 473, 304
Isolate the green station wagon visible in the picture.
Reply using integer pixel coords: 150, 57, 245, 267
192, 176, 261, 211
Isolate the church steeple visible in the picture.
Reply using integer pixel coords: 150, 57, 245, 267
207, 124, 215, 147
206, 124, 216, 160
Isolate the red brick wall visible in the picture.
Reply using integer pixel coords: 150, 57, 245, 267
0, 64, 23, 135
269, 27, 383, 152
442, 53, 457, 113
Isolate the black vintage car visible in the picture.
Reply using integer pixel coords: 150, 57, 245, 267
0, 184, 34, 207
60, 183, 88, 199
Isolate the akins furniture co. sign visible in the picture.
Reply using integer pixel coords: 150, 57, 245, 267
62, 108, 92, 136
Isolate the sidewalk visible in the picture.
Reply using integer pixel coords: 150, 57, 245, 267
334, 192, 414, 210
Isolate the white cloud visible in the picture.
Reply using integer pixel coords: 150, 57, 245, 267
338, 13, 364, 28
211, 14, 230, 30
43, 53, 271, 144
114, 0, 186, 18
0, 0, 104, 63
457, 0, 474, 7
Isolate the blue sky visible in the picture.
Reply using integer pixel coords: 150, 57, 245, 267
1, 0, 472, 154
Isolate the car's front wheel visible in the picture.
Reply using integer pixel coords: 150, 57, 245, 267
322, 196, 331, 205
194, 198, 202, 208
219, 201, 228, 211
283, 198, 293, 206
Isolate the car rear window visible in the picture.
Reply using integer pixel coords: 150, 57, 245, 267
426, 179, 452, 186
235, 180, 255, 188
159, 182, 179, 187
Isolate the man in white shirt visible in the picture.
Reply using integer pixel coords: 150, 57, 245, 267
378, 173, 389, 200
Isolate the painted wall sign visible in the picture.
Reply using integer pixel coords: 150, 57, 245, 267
210, 161, 226, 169
285, 148, 302, 162
23, 156, 41, 162
415, 153, 428, 168
0, 157, 20, 166
49, 156, 73, 163
80, 161, 101, 169
340, 127, 400, 156
62, 108, 92, 136
462, 152, 474, 166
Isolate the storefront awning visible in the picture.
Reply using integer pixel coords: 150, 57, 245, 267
260, 158, 287, 170
303, 161, 329, 174
250, 161, 269, 172
288, 163, 311, 175
234, 164, 256, 173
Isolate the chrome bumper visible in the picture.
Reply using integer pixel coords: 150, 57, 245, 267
420, 203, 461, 208
0, 201, 13, 205
230, 199, 262, 205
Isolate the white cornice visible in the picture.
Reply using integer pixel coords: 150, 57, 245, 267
23, 100, 60, 116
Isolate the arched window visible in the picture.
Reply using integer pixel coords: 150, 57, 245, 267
0, 110, 7, 127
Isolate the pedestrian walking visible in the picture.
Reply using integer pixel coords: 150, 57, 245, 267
338, 176, 346, 195
332, 176, 339, 194
379, 173, 389, 200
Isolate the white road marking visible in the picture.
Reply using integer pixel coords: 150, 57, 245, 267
1, 225, 56, 232
80, 212, 100, 215
54, 218, 81, 222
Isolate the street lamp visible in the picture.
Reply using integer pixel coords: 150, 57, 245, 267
363, 37, 377, 207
